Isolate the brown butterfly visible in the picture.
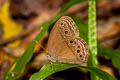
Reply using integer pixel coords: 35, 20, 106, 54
46, 16, 89, 64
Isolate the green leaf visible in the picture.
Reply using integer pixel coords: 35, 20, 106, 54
4, 0, 86, 80
30, 63, 116, 80
59, 0, 85, 14
98, 44, 120, 74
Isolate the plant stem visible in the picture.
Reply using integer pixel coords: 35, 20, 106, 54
88, 0, 99, 80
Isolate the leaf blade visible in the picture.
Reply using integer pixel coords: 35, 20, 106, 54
30, 63, 116, 80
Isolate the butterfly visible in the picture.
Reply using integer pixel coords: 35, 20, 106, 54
46, 16, 89, 64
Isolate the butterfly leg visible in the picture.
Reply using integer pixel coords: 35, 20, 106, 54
50, 52, 65, 70
46, 53, 58, 71
50, 62, 55, 72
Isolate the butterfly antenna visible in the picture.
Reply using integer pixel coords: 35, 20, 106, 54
33, 40, 48, 53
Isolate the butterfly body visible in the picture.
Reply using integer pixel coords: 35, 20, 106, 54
47, 16, 89, 64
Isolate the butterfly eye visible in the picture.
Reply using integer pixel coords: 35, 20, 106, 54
61, 22, 65, 26
77, 46, 80, 48
70, 40, 73, 43
65, 31, 68, 34
77, 50, 80, 53
80, 55, 82, 57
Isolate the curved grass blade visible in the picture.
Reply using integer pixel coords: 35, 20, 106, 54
59, 0, 85, 14
29, 63, 116, 80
